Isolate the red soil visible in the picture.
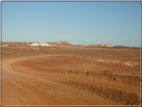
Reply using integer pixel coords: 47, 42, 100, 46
2, 44, 141, 105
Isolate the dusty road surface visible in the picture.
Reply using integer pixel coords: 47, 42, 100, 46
2, 55, 115, 105
2, 45, 141, 105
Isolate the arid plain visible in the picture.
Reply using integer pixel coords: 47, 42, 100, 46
1, 42, 141, 105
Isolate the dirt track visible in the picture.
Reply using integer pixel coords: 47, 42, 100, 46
2, 55, 114, 105
2, 54, 140, 105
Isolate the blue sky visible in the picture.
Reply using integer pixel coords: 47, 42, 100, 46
2, 1, 141, 47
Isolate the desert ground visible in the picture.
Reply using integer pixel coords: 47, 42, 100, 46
1, 43, 141, 105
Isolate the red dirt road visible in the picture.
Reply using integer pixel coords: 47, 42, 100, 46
2, 55, 115, 105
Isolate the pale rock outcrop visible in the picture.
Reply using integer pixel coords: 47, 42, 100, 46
104, 44, 114, 47
40, 43, 50, 46
99, 44, 104, 46
30, 42, 40, 46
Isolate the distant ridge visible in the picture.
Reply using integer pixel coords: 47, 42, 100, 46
1, 41, 134, 48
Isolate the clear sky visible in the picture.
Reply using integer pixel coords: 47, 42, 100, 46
2, 1, 141, 47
